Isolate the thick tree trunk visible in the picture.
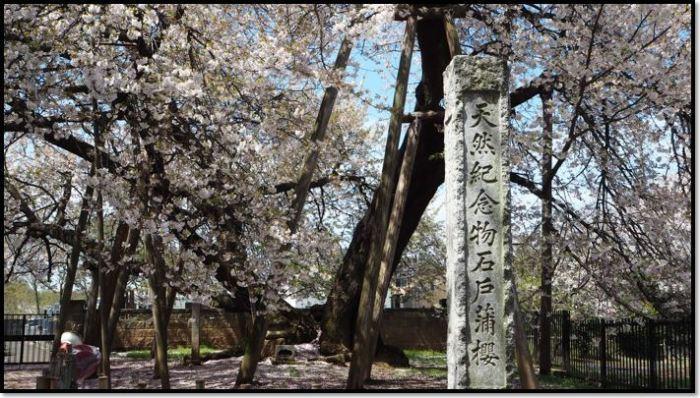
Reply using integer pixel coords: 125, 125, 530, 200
52, 181, 93, 358
149, 283, 170, 388
321, 17, 451, 357
235, 299, 268, 387
144, 235, 171, 389
96, 222, 129, 386
106, 229, 140, 350
538, 93, 553, 375
152, 288, 176, 382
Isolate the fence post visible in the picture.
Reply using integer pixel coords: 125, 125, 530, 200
99, 375, 110, 389
647, 320, 657, 389
599, 319, 607, 387
190, 303, 201, 366
561, 311, 571, 374
19, 315, 27, 365
36, 370, 51, 390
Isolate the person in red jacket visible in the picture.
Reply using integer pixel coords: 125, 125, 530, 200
59, 331, 101, 385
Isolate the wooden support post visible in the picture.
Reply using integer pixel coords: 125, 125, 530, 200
196, 379, 205, 389
36, 375, 51, 389
99, 375, 109, 389
365, 120, 422, 382
443, 15, 461, 58
401, 110, 445, 124
347, 12, 417, 389
191, 303, 201, 366
513, 293, 539, 388
289, 36, 354, 229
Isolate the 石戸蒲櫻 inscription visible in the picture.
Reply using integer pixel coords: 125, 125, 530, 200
443, 55, 515, 389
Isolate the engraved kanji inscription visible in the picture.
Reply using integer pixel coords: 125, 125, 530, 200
469, 221, 497, 246
469, 161, 497, 184
471, 250, 495, 272
444, 56, 512, 388
469, 131, 496, 155
470, 102, 497, 128
469, 189, 499, 215
473, 277, 495, 303
474, 303, 496, 335
470, 339, 500, 367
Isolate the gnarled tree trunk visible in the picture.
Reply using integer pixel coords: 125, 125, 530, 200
321, 17, 451, 357
235, 299, 268, 388
144, 234, 171, 389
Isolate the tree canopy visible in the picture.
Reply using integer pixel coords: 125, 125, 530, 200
3, 3, 692, 389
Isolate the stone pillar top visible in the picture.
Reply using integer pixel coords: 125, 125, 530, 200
443, 56, 508, 93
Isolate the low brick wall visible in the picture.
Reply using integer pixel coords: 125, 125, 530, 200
87, 307, 446, 352
113, 308, 249, 351
380, 308, 447, 351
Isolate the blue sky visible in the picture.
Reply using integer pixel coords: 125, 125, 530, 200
347, 38, 448, 223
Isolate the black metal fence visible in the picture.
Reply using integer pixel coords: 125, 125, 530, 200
4, 314, 57, 365
527, 311, 693, 390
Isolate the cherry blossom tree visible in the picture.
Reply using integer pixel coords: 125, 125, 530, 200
5, 3, 376, 388
4, 3, 690, 390
317, 4, 690, 386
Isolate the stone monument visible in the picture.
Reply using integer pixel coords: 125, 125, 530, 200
443, 55, 515, 389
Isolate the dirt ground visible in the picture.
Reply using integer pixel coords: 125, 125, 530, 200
3, 344, 446, 390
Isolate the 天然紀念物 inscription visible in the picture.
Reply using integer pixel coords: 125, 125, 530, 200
444, 55, 515, 389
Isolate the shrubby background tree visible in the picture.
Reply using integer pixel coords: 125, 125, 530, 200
390, 208, 446, 306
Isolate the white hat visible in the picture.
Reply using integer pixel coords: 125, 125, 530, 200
60, 331, 83, 345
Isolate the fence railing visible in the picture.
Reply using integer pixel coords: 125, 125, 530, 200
4, 314, 57, 365
527, 311, 693, 390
